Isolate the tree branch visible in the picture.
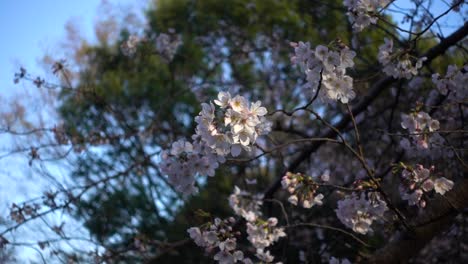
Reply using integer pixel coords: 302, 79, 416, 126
368, 178, 468, 263
263, 21, 468, 199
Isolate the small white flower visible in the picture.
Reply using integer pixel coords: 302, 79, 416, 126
204, 231, 219, 245
214, 250, 235, 264
170, 139, 193, 156
434, 177, 454, 195
230, 144, 242, 157
340, 47, 356, 68
314, 193, 324, 205
256, 248, 274, 263
233, 251, 244, 262
250, 101, 267, 116
315, 45, 329, 61
323, 51, 341, 70
219, 238, 237, 251
214, 91, 232, 108
429, 120, 440, 132
336, 192, 387, 234
288, 195, 298, 206
421, 179, 434, 192
230, 95, 249, 113
187, 227, 205, 246
267, 217, 278, 227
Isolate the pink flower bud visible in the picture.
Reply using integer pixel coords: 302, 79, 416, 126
419, 199, 426, 208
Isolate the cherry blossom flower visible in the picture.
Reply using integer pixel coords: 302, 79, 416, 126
282, 172, 325, 209
229, 186, 263, 222
343, 0, 391, 31
291, 41, 356, 104
432, 64, 468, 100
400, 111, 441, 151
378, 38, 427, 79
161, 92, 271, 195
335, 192, 387, 235
187, 217, 246, 264
195, 92, 270, 157
398, 164, 454, 207
434, 178, 454, 195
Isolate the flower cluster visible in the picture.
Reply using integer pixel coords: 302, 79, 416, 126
397, 164, 454, 207
160, 139, 221, 195
229, 186, 286, 263
432, 64, 468, 100
343, 0, 391, 31
246, 218, 286, 263
378, 38, 427, 79
188, 186, 286, 264
196, 92, 271, 157
335, 192, 387, 235
229, 186, 263, 222
400, 110, 441, 150
120, 32, 181, 61
120, 35, 141, 56
281, 172, 324, 209
290, 41, 356, 104
160, 92, 271, 196
154, 32, 182, 62
187, 217, 247, 264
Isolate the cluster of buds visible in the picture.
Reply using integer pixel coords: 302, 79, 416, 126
13, 67, 27, 84
281, 172, 324, 209
10, 203, 41, 223
395, 163, 454, 208
400, 110, 441, 150
42, 191, 58, 209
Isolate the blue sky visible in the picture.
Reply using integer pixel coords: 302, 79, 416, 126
0, 0, 148, 203
0, 0, 147, 99
0, 1, 147, 261
1, 1, 95, 96
389, 0, 467, 38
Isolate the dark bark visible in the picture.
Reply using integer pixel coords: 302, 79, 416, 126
368, 178, 468, 263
